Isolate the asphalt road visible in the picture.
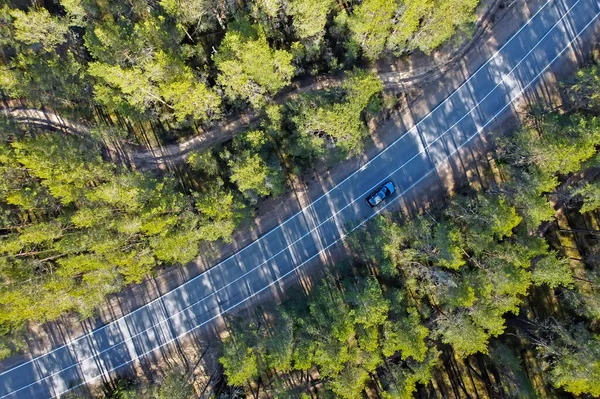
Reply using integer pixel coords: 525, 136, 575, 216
1, 0, 600, 396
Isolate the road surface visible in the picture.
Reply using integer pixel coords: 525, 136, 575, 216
1, 0, 599, 396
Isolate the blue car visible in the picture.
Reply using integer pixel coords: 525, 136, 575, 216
366, 181, 396, 208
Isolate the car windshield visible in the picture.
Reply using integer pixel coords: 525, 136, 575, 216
373, 190, 384, 203
368, 185, 391, 206
369, 194, 380, 205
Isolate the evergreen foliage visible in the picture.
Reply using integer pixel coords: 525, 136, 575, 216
219, 63, 600, 398
213, 17, 294, 108
0, 133, 246, 331
5, 3, 600, 399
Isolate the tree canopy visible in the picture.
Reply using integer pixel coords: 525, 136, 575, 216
214, 18, 295, 108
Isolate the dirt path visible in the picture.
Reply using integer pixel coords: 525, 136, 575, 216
0, 106, 90, 137
1, 0, 505, 170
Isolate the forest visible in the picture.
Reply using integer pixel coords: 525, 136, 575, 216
0, 0, 483, 360
69, 59, 600, 399
6, 0, 600, 398
206, 64, 600, 398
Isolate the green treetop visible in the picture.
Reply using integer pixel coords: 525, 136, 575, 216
572, 181, 600, 214
288, 0, 335, 40
447, 194, 522, 254
214, 17, 295, 107
381, 307, 429, 361
407, 0, 479, 54
538, 324, 600, 397
531, 252, 574, 289
291, 69, 382, 157
220, 337, 260, 387
226, 129, 287, 200
346, 0, 397, 60
387, 0, 434, 54
564, 64, 600, 111
436, 312, 490, 358
10, 8, 68, 49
